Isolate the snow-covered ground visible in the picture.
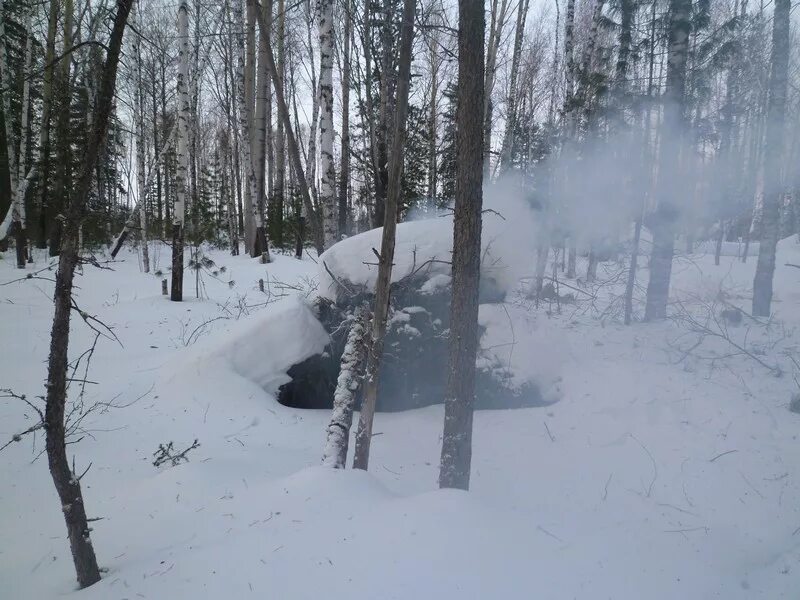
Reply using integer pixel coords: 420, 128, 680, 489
1, 230, 799, 599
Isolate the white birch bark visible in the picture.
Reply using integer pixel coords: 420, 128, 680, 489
317, 0, 336, 249
171, 0, 191, 301
251, 0, 270, 260
322, 304, 368, 468
133, 0, 150, 272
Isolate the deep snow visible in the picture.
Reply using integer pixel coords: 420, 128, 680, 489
1, 228, 799, 599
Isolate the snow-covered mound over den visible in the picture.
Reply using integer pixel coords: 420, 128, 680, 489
317, 182, 542, 302
164, 296, 330, 396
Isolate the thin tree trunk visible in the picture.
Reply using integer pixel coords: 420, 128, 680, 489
133, 0, 150, 272
253, 0, 322, 253
351, 0, 416, 471
318, 0, 336, 248
752, 0, 789, 316
274, 0, 286, 245
252, 0, 271, 260
426, 14, 440, 202
151, 64, 163, 235
482, 0, 510, 175
44, 0, 131, 587
439, 0, 484, 491
643, 0, 691, 320
499, 0, 529, 173
243, 0, 257, 249
337, 0, 352, 238
172, 0, 191, 302
37, 0, 60, 249
51, 0, 75, 256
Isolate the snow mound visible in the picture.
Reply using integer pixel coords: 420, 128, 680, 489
318, 183, 541, 301
165, 296, 330, 394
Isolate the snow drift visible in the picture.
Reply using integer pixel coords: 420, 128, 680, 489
164, 296, 330, 395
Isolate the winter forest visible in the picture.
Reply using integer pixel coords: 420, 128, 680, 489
1, 0, 800, 593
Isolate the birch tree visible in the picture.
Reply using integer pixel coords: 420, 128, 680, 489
172, 0, 191, 301
133, 0, 150, 272
252, 0, 271, 260
317, 0, 337, 248
337, 0, 352, 237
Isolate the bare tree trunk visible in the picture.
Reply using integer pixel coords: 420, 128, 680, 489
426, 12, 440, 202
254, 0, 323, 253
563, 0, 576, 128
0, 3, 32, 266
351, 0, 416, 471
752, 0, 789, 316
643, 0, 691, 320
337, 0, 352, 238
133, 0, 150, 272
243, 0, 257, 249
305, 2, 320, 210
322, 303, 368, 468
274, 0, 286, 245
44, 0, 131, 587
362, 0, 383, 226
438, 0, 484, 491
498, 0, 529, 173
316, 0, 336, 248
482, 0, 510, 176
251, 0, 271, 260
37, 0, 60, 249
172, 0, 191, 302
13, 13, 32, 267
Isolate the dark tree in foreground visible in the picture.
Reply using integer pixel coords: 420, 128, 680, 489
44, 0, 132, 587
438, 0, 484, 491
752, 0, 790, 316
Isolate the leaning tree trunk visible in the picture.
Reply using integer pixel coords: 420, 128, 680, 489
439, 0, 484, 491
643, 0, 690, 320
322, 303, 368, 468
44, 0, 131, 587
351, 0, 416, 471
752, 0, 790, 316
172, 0, 191, 302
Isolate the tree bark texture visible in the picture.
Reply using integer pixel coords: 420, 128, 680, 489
439, 0, 484, 491
44, 0, 132, 587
